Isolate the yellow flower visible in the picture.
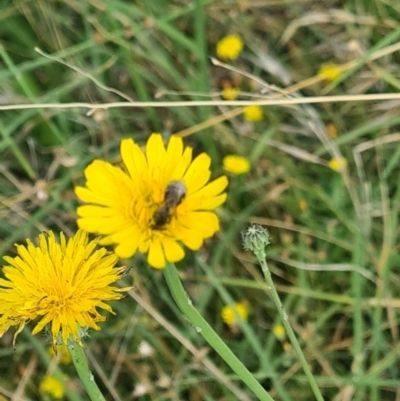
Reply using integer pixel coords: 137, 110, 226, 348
75, 134, 228, 269
40, 375, 64, 399
216, 34, 243, 60
222, 87, 239, 100
273, 324, 286, 341
222, 155, 250, 175
328, 157, 347, 172
244, 105, 263, 122
298, 199, 308, 211
0, 230, 130, 347
317, 63, 343, 81
221, 300, 249, 328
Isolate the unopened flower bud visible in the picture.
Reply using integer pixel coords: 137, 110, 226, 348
241, 224, 270, 258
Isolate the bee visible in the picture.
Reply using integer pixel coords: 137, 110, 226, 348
152, 180, 187, 229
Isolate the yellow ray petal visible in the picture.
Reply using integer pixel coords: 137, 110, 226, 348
76, 205, 121, 218
193, 175, 228, 198
148, 240, 165, 269
183, 153, 211, 188
178, 228, 204, 250
120, 138, 147, 180
84, 160, 129, 194
163, 136, 184, 179
184, 211, 220, 236
75, 187, 114, 206
146, 133, 166, 169
111, 224, 142, 247
198, 193, 227, 209
161, 238, 185, 263
114, 231, 140, 259
171, 147, 193, 178
189, 169, 211, 194
76, 216, 129, 235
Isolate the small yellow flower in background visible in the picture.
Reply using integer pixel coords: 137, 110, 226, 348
216, 34, 244, 60
75, 134, 228, 269
328, 157, 347, 172
222, 155, 250, 175
326, 122, 337, 138
244, 105, 263, 122
222, 87, 239, 100
40, 375, 64, 399
273, 324, 286, 341
298, 199, 308, 211
221, 300, 250, 328
0, 230, 130, 348
317, 63, 343, 81
48, 344, 72, 365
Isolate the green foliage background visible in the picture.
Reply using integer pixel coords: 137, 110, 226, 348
1, 0, 400, 400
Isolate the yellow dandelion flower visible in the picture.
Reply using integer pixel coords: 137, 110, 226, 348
216, 34, 244, 60
298, 199, 308, 211
75, 134, 228, 269
222, 87, 239, 100
317, 63, 343, 81
273, 324, 286, 341
221, 300, 249, 328
40, 375, 64, 399
244, 105, 263, 122
328, 157, 347, 172
0, 230, 130, 347
222, 155, 250, 175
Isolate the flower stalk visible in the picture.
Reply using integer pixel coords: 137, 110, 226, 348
68, 337, 106, 401
242, 224, 325, 401
163, 262, 274, 401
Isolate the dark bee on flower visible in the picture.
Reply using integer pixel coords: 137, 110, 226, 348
152, 180, 186, 229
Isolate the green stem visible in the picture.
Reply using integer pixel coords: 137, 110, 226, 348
257, 255, 324, 401
163, 262, 275, 401
68, 338, 106, 401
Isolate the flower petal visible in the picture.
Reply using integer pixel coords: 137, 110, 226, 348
162, 238, 185, 263
164, 135, 184, 179
76, 205, 121, 218
121, 138, 148, 180
76, 160, 131, 207
178, 228, 204, 250
184, 211, 220, 237
199, 193, 228, 209
148, 240, 165, 269
112, 226, 142, 258
171, 147, 193, 179
192, 175, 228, 198
146, 133, 166, 170
183, 153, 212, 193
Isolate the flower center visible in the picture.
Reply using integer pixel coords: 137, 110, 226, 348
150, 180, 186, 231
